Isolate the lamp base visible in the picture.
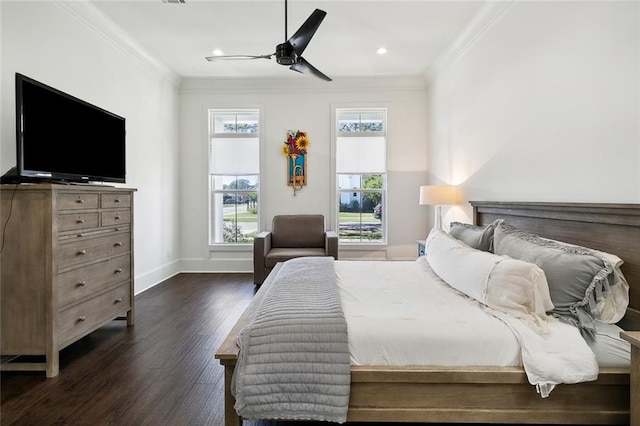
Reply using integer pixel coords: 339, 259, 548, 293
435, 205, 444, 231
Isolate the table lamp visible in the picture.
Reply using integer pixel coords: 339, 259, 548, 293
419, 185, 458, 230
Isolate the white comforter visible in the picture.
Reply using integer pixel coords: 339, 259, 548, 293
335, 258, 598, 397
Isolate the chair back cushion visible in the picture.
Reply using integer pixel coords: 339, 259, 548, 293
271, 215, 325, 248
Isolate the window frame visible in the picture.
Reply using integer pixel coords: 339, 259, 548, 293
333, 106, 388, 246
208, 108, 262, 248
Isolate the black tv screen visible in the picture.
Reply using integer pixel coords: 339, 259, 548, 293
15, 73, 126, 184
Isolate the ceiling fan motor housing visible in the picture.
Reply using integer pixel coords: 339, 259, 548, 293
276, 42, 295, 65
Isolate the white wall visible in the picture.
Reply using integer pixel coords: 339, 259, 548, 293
179, 77, 429, 272
1, 1, 181, 294
426, 1, 640, 226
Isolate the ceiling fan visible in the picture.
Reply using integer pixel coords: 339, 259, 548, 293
205, 0, 331, 82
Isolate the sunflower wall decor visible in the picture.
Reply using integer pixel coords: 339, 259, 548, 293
281, 130, 309, 195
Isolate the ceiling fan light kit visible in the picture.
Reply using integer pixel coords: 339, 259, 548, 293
205, 0, 331, 81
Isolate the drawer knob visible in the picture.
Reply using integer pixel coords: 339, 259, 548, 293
76, 281, 86, 287
77, 249, 86, 256
114, 199, 121, 203
114, 242, 123, 247
115, 298, 123, 304
77, 233, 84, 238
76, 199, 85, 204
77, 316, 86, 322
76, 219, 85, 224
114, 268, 123, 274
114, 215, 121, 220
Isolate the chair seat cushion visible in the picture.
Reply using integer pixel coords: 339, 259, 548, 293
265, 248, 328, 268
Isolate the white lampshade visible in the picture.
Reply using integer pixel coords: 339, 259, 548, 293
419, 185, 457, 206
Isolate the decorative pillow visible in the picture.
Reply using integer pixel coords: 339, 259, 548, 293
425, 228, 553, 331
449, 220, 501, 252
528, 241, 629, 323
588, 249, 629, 323
520, 236, 630, 323
493, 223, 616, 341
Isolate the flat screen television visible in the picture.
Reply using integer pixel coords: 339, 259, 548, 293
7, 73, 126, 184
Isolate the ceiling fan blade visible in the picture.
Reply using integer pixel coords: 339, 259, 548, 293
287, 9, 326, 56
205, 54, 273, 61
290, 57, 332, 82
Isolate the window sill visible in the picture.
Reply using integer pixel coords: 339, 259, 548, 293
209, 243, 253, 252
339, 242, 387, 251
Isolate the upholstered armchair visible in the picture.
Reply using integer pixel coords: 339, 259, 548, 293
253, 214, 338, 284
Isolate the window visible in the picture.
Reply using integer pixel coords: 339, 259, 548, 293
336, 108, 387, 243
209, 109, 260, 244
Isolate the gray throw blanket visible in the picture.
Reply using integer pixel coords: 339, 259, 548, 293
232, 257, 351, 423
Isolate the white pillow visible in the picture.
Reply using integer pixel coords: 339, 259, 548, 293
425, 228, 554, 331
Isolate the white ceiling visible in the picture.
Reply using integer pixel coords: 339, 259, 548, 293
90, 0, 486, 80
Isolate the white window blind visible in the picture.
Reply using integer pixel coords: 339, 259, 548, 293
210, 137, 259, 175
336, 136, 386, 173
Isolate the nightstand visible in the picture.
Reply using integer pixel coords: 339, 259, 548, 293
621, 331, 640, 425
417, 240, 425, 257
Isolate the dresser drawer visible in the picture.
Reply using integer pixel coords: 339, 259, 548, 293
101, 193, 131, 209
57, 193, 100, 210
57, 284, 130, 347
59, 233, 130, 270
58, 212, 100, 232
101, 210, 131, 227
57, 255, 130, 308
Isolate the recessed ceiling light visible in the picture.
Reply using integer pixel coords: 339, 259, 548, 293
212, 49, 224, 56
376, 47, 387, 55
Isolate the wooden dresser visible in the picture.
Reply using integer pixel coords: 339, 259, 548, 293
0, 183, 136, 377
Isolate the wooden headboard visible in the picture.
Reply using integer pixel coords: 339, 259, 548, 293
472, 201, 640, 330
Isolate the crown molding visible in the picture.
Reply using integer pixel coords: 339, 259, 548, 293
54, 1, 182, 88
424, 0, 513, 87
179, 75, 428, 93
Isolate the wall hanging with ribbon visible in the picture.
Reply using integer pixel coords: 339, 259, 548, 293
281, 130, 308, 196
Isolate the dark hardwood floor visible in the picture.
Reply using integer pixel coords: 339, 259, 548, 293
0, 273, 510, 426
2, 273, 258, 426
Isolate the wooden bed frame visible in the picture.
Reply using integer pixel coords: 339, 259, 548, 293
216, 202, 640, 425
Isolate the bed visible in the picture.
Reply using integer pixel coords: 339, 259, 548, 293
216, 201, 640, 425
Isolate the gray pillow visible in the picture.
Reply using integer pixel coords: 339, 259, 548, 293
449, 220, 499, 252
494, 223, 613, 342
